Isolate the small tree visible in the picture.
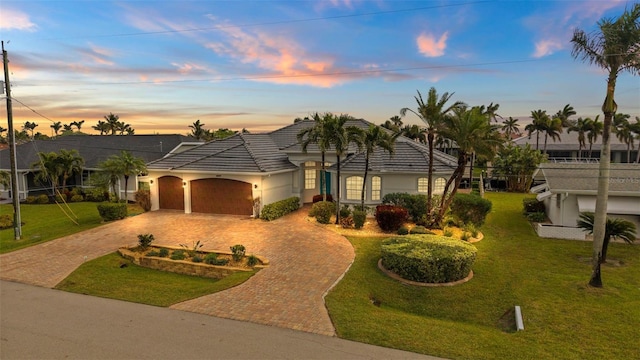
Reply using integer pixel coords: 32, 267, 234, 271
577, 212, 636, 264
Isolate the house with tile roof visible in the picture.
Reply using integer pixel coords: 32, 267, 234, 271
145, 119, 458, 216
0, 135, 199, 201
531, 163, 640, 239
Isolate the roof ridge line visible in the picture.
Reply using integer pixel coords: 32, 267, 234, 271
169, 135, 245, 170
241, 133, 268, 173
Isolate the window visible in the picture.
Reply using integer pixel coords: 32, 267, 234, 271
346, 176, 363, 200
304, 161, 316, 189
434, 178, 446, 194
418, 177, 428, 193
371, 176, 381, 201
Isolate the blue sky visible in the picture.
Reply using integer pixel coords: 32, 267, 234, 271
1, 0, 638, 135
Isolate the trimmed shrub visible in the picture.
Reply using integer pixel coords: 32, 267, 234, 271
310, 201, 335, 224
382, 193, 428, 223
135, 189, 151, 212
170, 249, 186, 260
450, 193, 492, 227
523, 198, 546, 213
192, 255, 203, 263
247, 254, 259, 267
70, 194, 84, 202
97, 202, 128, 221
55, 193, 67, 203
260, 196, 300, 221
204, 253, 229, 266
339, 204, 351, 219
353, 210, 366, 229
25, 196, 37, 204
527, 212, 547, 223
410, 225, 432, 235
37, 194, 50, 204
381, 235, 477, 283
397, 226, 409, 235
0, 214, 13, 230
158, 248, 169, 257
375, 205, 408, 232
312, 194, 333, 203
85, 188, 107, 202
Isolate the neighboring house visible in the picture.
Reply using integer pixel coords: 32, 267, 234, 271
514, 130, 637, 163
531, 163, 640, 240
0, 135, 198, 201
145, 119, 458, 216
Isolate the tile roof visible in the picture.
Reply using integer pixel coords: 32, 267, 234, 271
539, 163, 640, 194
0, 135, 194, 171
514, 130, 629, 151
335, 137, 458, 174
147, 133, 297, 173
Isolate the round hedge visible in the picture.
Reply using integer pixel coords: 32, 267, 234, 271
380, 235, 477, 284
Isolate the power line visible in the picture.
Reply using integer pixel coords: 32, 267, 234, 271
40, 1, 491, 41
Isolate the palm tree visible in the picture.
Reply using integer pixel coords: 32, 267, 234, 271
567, 117, 591, 160
297, 112, 334, 201
354, 124, 397, 210
96, 157, 122, 201
104, 113, 120, 135
70, 120, 85, 131
556, 104, 577, 127
577, 212, 636, 264
0, 170, 9, 188
31, 152, 62, 194
92, 120, 110, 135
105, 151, 147, 202
50, 122, 63, 136
542, 116, 563, 154
613, 113, 634, 162
381, 115, 403, 133
189, 120, 207, 140
401, 124, 426, 143
435, 107, 503, 225
400, 87, 465, 218
56, 149, 84, 191
326, 114, 363, 224
571, 3, 640, 287
501, 117, 520, 140
525, 110, 549, 150
586, 115, 603, 158
23, 121, 38, 139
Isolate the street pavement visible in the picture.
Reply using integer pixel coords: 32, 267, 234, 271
0, 280, 444, 360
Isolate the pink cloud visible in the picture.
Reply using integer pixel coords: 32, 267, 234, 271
416, 32, 449, 58
1, 8, 37, 31
533, 39, 563, 58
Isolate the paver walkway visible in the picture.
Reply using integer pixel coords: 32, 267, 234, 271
0, 209, 354, 336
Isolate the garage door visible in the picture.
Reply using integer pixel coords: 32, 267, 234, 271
191, 178, 253, 215
158, 176, 184, 210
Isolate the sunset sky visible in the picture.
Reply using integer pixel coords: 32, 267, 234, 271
1, 0, 638, 136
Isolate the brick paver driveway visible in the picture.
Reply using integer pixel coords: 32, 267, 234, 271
0, 209, 354, 336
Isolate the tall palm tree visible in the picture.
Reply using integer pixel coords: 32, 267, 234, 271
542, 116, 563, 154
571, 3, 640, 287
613, 113, 634, 162
577, 212, 636, 264
50, 122, 63, 136
525, 110, 549, 150
435, 107, 503, 225
326, 114, 363, 224
189, 120, 207, 140
585, 115, 603, 158
353, 124, 397, 210
501, 117, 520, 140
96, 157, 122, 201
297, 112, 334, 201
400, 87, 465, 218
31, 152, 62, 194
567, 117, 591, 160
56, 149, 84, 191
106, 151, 147, 202
556, 104, 577, 127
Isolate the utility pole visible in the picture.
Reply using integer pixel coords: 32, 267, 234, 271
3, 41, 22, 240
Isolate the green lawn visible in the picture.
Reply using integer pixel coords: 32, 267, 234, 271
56, 252, 255, 306
0, 202, 144, 254
326, 192, 640, 359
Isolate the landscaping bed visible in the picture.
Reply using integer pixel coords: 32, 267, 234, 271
118, 245, 269, 279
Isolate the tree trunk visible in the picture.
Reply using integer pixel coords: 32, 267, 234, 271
335, 155, 341, 224
427, 132, 434, 219
589, 72, 616, 288
601, 237, 610, 264
361, 153, 369, 210
124, 175, 129, 204
321, 152, 326, 202
435, 154, 468, 225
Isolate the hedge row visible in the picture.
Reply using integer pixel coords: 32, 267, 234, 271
97, 203, 128, 221
381, 235, 477, 283
260, 197, 300, 221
